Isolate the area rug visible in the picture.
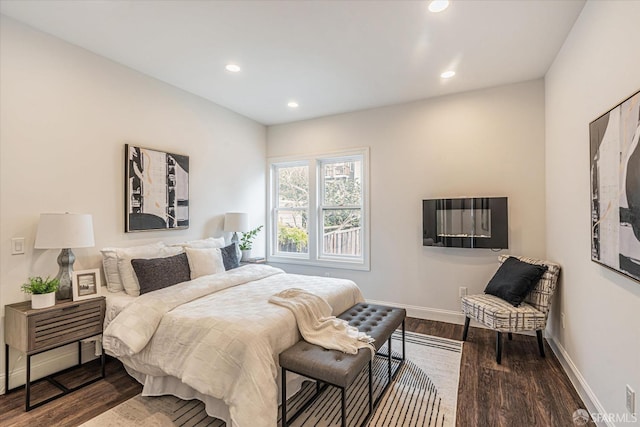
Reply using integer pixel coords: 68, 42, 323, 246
81, 332, 462, 427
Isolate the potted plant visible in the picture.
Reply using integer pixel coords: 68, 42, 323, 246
22, 276, 59, 309
239, 225, 263, 261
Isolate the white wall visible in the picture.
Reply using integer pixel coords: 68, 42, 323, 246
267, 79, 547, 322
0, 16, 266, 390
545, 1, 640, 422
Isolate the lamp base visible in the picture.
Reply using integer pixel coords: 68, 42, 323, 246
55, 248, 75, 300
231, 232, 242, 263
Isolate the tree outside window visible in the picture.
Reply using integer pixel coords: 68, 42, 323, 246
275, 164, 309, 254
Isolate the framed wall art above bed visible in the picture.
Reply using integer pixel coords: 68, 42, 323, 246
590, 90, 640, 283
125, 144, 189, 232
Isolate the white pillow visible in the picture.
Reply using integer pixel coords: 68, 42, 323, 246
172, 237, 226, 249
185, 247, 225, 279
100, 248, 122, 292
100, 242, 165, 292
117, 245, 183, 296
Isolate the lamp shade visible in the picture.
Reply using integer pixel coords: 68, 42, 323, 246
224, 212, 250, 232
35, 213, 95, 249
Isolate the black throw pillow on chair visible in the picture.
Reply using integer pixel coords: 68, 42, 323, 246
484, 257, 548, 306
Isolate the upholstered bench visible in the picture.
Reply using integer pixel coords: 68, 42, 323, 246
280, 303, 406, 427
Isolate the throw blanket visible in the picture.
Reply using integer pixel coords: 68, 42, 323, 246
269, 288, 375, 357
102, 265, 364, 427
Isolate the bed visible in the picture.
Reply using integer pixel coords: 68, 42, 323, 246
102, 264, 364, 427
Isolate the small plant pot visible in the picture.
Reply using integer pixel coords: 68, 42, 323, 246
241, 250, 252, 262
31, 292, 56, 309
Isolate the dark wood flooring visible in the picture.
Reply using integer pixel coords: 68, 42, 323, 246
0, 318, 589, 426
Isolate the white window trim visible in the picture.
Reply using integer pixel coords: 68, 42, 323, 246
267, 147, 370, 271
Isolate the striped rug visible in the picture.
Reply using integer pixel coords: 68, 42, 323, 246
82, 332, 462, 427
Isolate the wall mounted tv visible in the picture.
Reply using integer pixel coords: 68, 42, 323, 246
422, 197, 508, 249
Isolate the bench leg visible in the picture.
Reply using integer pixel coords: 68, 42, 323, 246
281, 367, 287, 427
402, 319, 406, 361
368, 360, 373, 415
496, 332, 502, 364
341, 387, 346, 427
387, 336, 392, 384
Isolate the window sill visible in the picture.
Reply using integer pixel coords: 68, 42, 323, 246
267, 256, 370, 272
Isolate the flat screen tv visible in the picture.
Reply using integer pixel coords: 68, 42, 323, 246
423, 197, 508, 249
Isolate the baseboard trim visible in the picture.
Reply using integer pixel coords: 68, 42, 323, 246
1, 341, 99, 395
546, 335, 611, 427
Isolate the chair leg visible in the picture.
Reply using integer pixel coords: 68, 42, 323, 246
462, 317, 470, 341
508, 332, 513, 341
536, 330, 545, 358
496, 332, 502, 364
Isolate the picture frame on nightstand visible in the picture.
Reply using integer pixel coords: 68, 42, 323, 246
72, 268, 101, 301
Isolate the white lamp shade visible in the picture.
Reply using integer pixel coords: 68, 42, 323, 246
34, 213, 95, 249
224, 212, 250, 232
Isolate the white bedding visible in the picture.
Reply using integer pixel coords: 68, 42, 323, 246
104, 290, 136, 325
103, 264, 364, 427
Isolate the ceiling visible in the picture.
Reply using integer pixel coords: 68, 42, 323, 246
0, 0, 585, 125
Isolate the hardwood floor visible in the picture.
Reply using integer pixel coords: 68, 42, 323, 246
0, 318, 589, 426
0, 357, 141, 427
405, 318, 591, 426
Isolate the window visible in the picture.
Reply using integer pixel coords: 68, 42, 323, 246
274, 162, 309, 256
268, 148, 369, 270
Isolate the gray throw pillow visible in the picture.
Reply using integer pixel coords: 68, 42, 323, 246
221, 243, 240, 270
131, 252, 191, 295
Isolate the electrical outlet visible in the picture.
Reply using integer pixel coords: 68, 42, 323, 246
627, 385, 635, 414
459, 287, 467, 298
561, 313, 566, 329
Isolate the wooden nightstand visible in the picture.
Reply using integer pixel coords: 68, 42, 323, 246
240, 257, 267, 265
4, 297, 106, 411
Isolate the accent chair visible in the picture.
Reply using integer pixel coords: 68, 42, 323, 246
460, 254, 561, 364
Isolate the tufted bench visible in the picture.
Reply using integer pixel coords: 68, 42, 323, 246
280, 303, 406, 427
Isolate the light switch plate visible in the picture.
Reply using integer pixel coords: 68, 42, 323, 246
11, 237, 25, 255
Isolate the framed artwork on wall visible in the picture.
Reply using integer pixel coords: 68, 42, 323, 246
590, 90, 640, 282
125, 144, 190, 232
72, 269, 101, 301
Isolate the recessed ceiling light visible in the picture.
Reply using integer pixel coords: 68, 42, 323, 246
428, 0, 450, 13
440, 70, 456, 79
287, 101, 299, 108
225, 64, 241, 73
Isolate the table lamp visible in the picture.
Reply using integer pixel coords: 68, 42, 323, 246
224, 212, 249, 260
34, 213, 95, 300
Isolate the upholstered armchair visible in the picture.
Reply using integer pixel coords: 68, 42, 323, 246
461, 255, 561, 364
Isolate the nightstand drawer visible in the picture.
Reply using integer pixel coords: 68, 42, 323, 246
31, 299, 104, 352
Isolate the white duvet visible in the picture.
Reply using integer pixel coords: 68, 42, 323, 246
102, 265, 364, 427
